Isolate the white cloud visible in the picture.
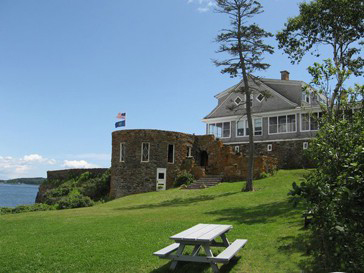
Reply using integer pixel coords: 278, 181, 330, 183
66, 153, 111, 161
188, 0, 215, 12
22, 154, 57, 165
23, 154, 44, 162
63, 160, 98, 169
0, 154, 57, 179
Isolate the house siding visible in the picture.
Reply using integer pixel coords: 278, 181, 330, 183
203, 75, 325, 169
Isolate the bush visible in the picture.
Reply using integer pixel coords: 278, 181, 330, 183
57, 190, 94, 210
43, 183, 75, 205
289, 101, 364, 272
174, 170, 194, 187
78, 170, 110, 201
42, 170, 111, 206
0, 203, 55, 215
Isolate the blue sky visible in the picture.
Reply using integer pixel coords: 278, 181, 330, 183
0, 0, 361, 179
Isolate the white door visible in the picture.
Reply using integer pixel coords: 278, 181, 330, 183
156, 168, 167, 191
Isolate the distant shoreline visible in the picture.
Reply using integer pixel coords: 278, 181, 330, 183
0, 178, 45, 185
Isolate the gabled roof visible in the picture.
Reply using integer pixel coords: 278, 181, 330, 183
260, 78, 304, 105
204, 75, 300, 119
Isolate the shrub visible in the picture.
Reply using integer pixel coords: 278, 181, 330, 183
174, 170, 194, 187
78, 170, 110, 201
289, 100, 364, 272
0, 203, 55, 215
57, 190, 94, 210
43, 183, 75, 205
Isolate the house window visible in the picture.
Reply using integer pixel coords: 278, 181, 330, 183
167, 144, 174, 164
234, 96, 242, 105
234, 146, 240, 153
267, 144, 272, 152
301, 112, 322, 131
236, 118, 263, 137
237, 120, 245, 136
302, 92, 310, 104
269, 117, 278, 134
254, 118, 262, 136
141, 143, 150, 162
186, 146, 192, 158
257, 93, 264, 102
303, 142, 308, 150
269, 114, 296, 134
120, 143, 125, 162
208, 122, 231, 138
301, 113, 310, 131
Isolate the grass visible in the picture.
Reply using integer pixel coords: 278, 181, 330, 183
0, 169, 309, 273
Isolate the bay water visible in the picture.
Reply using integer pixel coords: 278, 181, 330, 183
0, 183, 39, 207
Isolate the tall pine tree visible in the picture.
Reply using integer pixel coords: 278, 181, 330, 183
213, 0, 273, 191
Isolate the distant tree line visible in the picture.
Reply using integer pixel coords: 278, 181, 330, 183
0, 177, 45, 185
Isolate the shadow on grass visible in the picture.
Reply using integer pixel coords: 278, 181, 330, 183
205, 200, 302, 225
115, 192, 239, 211
150, 257, 241, 273
277, 233, 314, 273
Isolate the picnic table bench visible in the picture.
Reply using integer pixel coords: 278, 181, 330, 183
153, 223, 247, 273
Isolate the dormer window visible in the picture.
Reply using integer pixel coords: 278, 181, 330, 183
234, 97, 242, 105
302, 92, 311, 104
305, 94, 310, 104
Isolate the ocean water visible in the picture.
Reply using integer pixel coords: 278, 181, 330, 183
0, 183, 39, 207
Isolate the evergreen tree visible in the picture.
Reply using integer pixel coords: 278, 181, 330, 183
213, 0, 274, 191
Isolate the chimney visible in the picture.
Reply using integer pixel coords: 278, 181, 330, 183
280, 70, 290, 80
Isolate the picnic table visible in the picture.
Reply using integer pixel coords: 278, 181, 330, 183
153, 223, 247, 273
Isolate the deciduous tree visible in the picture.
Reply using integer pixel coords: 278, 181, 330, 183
277, 0, 364, 116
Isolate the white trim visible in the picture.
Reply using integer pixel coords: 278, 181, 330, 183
234, 96, 242, 105
202, 106, 322, 123
234, 145, 240, 153
141, 142, 150, 163
268, 114, 297, 135
208, 75, 298, 120
186, 145, 192, 158
254, 118, 263, 136
205, 90, 236, 119
300, 113, 310, 132
303, 142, 309, 150
120, 142, 125, 162
256, 93, 264, 102
300, 112, 321, 132
225, 137, 314, 145
267, 144, 272, 152
214, 83, 239, 99
236, 118, 263, 137
207, 121, 231, 139
167, 144, 175, 164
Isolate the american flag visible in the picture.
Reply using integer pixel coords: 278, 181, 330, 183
116, 112, 126, 119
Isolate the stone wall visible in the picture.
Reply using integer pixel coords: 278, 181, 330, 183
110, 130, 195, 198
111, 129, 278, 199
185, 135, 277, 181
47, 168, 109, 182
36, 168, 109, 203
228, 140, 314, 169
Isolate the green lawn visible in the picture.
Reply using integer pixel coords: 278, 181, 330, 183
0, 170, 309, 273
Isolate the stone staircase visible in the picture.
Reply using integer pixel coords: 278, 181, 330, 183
186, 175, 223, 189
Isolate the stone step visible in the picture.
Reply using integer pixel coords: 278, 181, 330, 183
195, 179, 222, 182
185, 175, 223, 190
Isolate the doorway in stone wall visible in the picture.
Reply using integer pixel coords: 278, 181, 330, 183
200, 151, 208, 169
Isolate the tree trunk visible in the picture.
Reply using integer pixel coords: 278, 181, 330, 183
241, 63, 254, 192
236, 4, 254, 192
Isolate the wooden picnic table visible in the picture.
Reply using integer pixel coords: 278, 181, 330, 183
153, 223, 247, 273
